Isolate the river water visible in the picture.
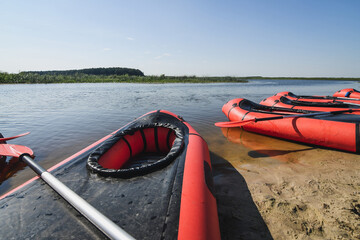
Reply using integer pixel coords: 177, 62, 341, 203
0, 80, 358, 196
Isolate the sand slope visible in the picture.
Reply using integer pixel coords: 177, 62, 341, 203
210, 128, 360, 239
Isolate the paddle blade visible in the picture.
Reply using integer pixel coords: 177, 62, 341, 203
0, 144, 34, 158
0, 132, 30, 142
215, 119, 255, 128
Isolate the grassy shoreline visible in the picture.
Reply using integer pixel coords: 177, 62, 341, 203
1, 72, 359, 84
0, 73, 249, 84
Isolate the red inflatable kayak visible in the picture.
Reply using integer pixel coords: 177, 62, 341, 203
221, 98, 360, 153
270, 91, 360, 103
333, 88, 360, 98
0, 110, 220, 240
260, 95, 360, 113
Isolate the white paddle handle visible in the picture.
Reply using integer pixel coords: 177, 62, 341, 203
21, 154, 135, 240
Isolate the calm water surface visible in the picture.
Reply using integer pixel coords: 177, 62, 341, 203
0, 80, 358, 195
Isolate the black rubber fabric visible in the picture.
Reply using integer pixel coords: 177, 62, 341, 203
239, 98, 360, 123
0, 111, 191, 240
280, 96, 353, 108
0, 133, 6, 162
87, 112, 185, 178
0, 133, 6, 144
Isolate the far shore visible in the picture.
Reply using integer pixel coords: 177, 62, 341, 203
1, 72, 360, 84
2, 67, 359, 84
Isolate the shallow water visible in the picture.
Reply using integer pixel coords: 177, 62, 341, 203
0, 80, 358, 195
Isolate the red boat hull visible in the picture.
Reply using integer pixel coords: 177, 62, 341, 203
333, 88, 360, 98
222, 98, 360, 152
260, 95, 360, 114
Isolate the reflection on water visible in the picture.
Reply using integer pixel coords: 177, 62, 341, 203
0, 157, 27, 184
221, 127, 314, 163
0, 80, 358, 195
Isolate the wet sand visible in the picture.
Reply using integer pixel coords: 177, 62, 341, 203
208, 128, 360, 239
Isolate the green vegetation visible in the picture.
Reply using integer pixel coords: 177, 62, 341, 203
0, 72, 248, 84
0, 67, 359, 84
22, 67, 144, 77
0, 68, 248, 84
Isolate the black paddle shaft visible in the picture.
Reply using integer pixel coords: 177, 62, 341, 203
255, 109, 355, 122
20, 154, 46, 175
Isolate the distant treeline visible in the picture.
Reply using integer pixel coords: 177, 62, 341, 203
22, 67, 144, 77
0, 67, 359, 84
0, 72, 248, 84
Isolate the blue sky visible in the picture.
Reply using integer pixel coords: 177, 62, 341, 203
1, 0, 359, 77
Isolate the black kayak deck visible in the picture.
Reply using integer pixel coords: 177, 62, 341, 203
0, 145, 186, 239
0, 112, 190, 239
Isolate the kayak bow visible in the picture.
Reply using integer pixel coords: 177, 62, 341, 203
0, 110, 220, 240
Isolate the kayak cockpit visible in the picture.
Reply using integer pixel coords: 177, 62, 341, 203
87, 125, 184, 178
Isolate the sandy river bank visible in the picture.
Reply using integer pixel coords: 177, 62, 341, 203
209, 128, 360, 239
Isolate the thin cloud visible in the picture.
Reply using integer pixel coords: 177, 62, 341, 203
155, 53, 171, 60
103, 48, 112, 51
127, 37, 135, 41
